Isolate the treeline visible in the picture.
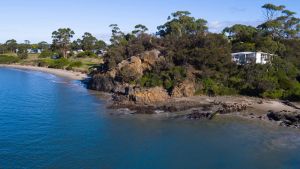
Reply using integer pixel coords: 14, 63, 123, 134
98, 4, 300, 100
0, 30, 107, 59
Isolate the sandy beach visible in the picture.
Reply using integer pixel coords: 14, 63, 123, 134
0, 64, 88, 80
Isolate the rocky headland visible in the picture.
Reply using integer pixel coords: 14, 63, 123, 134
87, 50, 300, 129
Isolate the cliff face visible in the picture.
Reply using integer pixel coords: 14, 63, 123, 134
87, 49, 195, 104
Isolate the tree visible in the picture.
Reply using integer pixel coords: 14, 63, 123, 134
52, 28, 75, 58
262, 3, 285, 21
95, 40, 106, 51
37, 41, 50, 51
258, 4, 300, 39
132, 24, 149, 35
223, 24, 257, 42
81, 32, 97, 51
255, 37, 286, 54
0, 44, 5, 54
71, 39, 82, 51
157, 11, 208, 37
24, 40, 30, 45
17, 44, 28, 59
24, 40, 31, 50
109, 24, 125, 45
5, 39, 18, 53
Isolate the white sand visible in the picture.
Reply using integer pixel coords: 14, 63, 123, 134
0, 64, 88, 80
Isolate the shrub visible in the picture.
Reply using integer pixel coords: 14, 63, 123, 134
17, 49, 28, 59
140, 73, 163, 88
66, 61, 83, 70
262, 89, 284, 99
49, 58, 70, 69
0, 55, 19, 64
76, 51, 97, 58
36, 58, 54, 67
218, 86, 238, 95
283, 83, 300, 101
39, 50, 53, 58
202, 78, 220, 96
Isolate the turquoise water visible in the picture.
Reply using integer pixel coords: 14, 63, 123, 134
1, 68, 300, 169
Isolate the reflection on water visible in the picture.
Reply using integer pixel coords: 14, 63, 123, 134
0, 68, 300, 169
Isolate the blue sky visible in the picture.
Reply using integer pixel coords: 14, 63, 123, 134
0, 0, 299, 43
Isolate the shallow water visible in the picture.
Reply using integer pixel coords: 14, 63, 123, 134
1, 68, 300, 169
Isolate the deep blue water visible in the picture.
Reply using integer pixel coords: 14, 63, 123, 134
1, 68, 300, 169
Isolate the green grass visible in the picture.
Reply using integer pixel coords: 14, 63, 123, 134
0, 55, 19, 64
1, 51, 103, 73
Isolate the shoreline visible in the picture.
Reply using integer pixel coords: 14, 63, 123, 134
109, 95, 300, 128
1, 63, 299, 128
0, 64, 88, 80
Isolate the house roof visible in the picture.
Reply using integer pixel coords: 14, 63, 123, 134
232, 51, 273, 55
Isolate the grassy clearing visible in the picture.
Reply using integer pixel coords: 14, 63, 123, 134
0, 55, 19, 64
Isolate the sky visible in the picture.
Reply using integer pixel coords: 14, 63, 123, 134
0, 0, 299, 43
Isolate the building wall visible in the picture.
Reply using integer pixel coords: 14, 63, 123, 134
231, 52, 272, 65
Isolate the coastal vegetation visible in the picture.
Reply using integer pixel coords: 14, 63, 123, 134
0, 3, 299, 101
89, 4, 300, 101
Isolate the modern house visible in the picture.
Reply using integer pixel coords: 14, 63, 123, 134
231, 52, 273, 65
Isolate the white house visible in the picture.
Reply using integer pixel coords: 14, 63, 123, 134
231, 52, 273, 65
27, 49, 42, 54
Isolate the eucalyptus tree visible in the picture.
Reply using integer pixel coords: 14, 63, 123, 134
17, 43, 28, 59
5, 39, 18, 53
0, 44, 6, 54
81, 32, 97, 51
157, 11, 208, 38
132, 24, 149, 35
109, 24, 125, 45
258, 3, 300, 39
95, 40, 106, 51
223, 24, 258, 42
52, 28, 75, 58
37, 41, 50, 51
71, 39, 82, 51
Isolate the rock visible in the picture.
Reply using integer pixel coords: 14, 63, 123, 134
186, 110, 211, 120
217, 102, 247, 114
172, 80, 196, 98
107, 69, 117, 78
132, 87, 170, 104
141, 49, 161, 68
267, 111, 300, 128
257, 100, 263, 104
117, 56, 144, 82
87, 74, 115, 92
267, 111, 285, 121
281, 101, 300, 110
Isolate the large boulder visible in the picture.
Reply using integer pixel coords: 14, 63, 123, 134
267, 111, 300, 127
141, 49, 161, 68
172, 80, 196, 98
117, 56, 144, 82
87, 74, 115, 92
132, 87, 170, 104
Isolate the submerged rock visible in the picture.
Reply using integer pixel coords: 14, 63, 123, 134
186, 110, 211, 120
